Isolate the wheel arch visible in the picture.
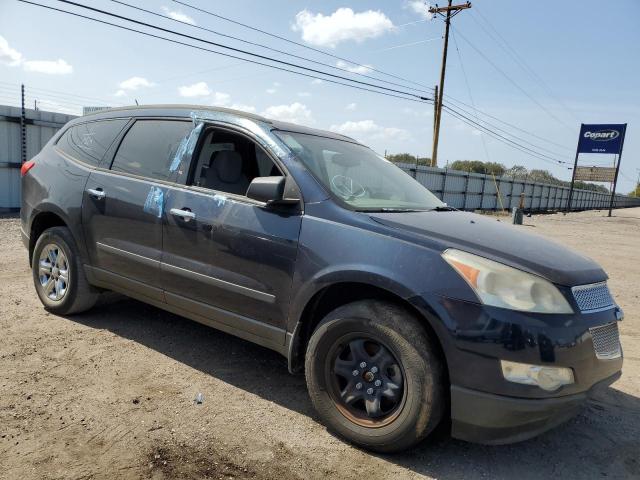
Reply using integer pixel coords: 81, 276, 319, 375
286, 280, 449, 378
28, 208, 71, 265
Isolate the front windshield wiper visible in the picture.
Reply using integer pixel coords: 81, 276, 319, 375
429, 205, 458, 212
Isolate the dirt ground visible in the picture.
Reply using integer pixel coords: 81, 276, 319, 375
1, 208, 639, 480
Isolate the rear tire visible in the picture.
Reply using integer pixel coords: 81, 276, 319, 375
305, 300, 445, 453
32, 226, 99, 315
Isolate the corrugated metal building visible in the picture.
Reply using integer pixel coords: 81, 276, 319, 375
0, 105, 76, 211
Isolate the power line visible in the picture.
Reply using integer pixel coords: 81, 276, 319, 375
171, 0, 575, 159
109, 0, 433, 96
451, 25, 575, 131
16, 0, 432, 105
444, 39, 571, 159
52, 0, 431, 102
444, 106, 569, 168
0, 80, 121, 106
13, 1, 579, 170
110, 0, 576, 159
451, 28, 491, 164
442, 103, 571, 166
375, 37, 442, 53
172, 0, 436, 92
442, 93, 575, 152
471, 7, 579, 123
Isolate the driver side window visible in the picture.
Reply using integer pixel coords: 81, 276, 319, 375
188, 127, 283, 197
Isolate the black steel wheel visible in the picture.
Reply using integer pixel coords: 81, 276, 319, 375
326, 336, 405, 427
305, 300, 445, 453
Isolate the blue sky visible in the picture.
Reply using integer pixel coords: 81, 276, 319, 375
1, 0, 638, 193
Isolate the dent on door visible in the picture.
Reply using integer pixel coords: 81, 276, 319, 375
161, 187, 302, 344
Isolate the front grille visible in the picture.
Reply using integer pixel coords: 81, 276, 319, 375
572, 282, 614, 312
589, 322, 622, 360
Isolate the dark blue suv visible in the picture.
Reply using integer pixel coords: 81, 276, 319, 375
21, 105, 623, 452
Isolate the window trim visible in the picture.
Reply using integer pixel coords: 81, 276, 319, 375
180, 122, 303, 209
53, 117, 130, 169
84, 115, 302, 210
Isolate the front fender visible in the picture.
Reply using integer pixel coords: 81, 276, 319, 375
287, 264, 417, 334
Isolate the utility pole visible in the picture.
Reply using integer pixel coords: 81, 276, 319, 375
429, 1, 472, 167
432, 84, 438, 141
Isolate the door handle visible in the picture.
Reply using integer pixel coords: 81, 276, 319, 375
170, 208, 196, 222
87, 188, 106, 200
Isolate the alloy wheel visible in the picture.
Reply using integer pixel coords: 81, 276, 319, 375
38, 243, 70, 302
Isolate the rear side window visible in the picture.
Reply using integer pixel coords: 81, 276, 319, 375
110, 120, 192, 181
56, 119, 127, 166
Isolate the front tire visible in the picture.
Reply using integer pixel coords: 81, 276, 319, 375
32, 226, 99, 315
305, 300, 445, 453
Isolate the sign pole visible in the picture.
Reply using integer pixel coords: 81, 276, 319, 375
566, 123, 582, 213
607, 123, 627, 217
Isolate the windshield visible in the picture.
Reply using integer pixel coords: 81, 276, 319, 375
274, 131, 444, 211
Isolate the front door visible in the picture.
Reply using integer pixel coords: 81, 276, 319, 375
161, 125, 302, 344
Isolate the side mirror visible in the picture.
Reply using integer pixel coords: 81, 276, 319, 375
246, 176, 299, 206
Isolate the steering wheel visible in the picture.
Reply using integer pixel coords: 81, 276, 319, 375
331, 175, 366, 199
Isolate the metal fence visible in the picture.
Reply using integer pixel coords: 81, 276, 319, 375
0, 105, 77, 211
1, 103, 637, 212
396, 163, 640, 212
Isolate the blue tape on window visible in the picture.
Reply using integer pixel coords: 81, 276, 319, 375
143, 186, 164, 218
189, 110, 289, 158
213, 194, 226, 207
169, 122, 204, 172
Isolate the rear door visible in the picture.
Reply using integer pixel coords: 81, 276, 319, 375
161, 125, 302, 343
82, 118, 193, 301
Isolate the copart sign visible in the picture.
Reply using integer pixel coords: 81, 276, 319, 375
577, 124, 626, 154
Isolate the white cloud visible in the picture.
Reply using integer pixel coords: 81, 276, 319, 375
0, 36, 74, 75
297, 92, 311, 97
211, 91, 231, 106
262, 102, 313, 125
23, 59, 73, 75
114, 89, 127, 97
178, 81, 211, 97
161, 6, 196, 25
119, 76, 155, 91
273, 82, 281, 87
336, 60, 372, 74
330, 120, 410, 142
346, 102, 357, 111
293, 8, 394, 48
266, 88, 277, 94
405, 1, 433, 20
311, 79, 323, 85
0, 36, 22, 66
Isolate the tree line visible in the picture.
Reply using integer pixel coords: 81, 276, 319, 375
385, 154, 610, 193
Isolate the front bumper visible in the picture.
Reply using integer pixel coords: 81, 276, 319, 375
409, 293, 623, 443
451, 371, 621, 444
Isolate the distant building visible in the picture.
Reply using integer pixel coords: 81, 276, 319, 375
83, 106, 111, 115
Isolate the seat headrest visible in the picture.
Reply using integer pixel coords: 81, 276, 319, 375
211, 150, 243, 183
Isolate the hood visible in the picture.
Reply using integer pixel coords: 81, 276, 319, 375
369, 210, 606, 286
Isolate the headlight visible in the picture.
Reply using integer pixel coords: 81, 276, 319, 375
442, 249, 573, 314
501, 360, 574, 391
